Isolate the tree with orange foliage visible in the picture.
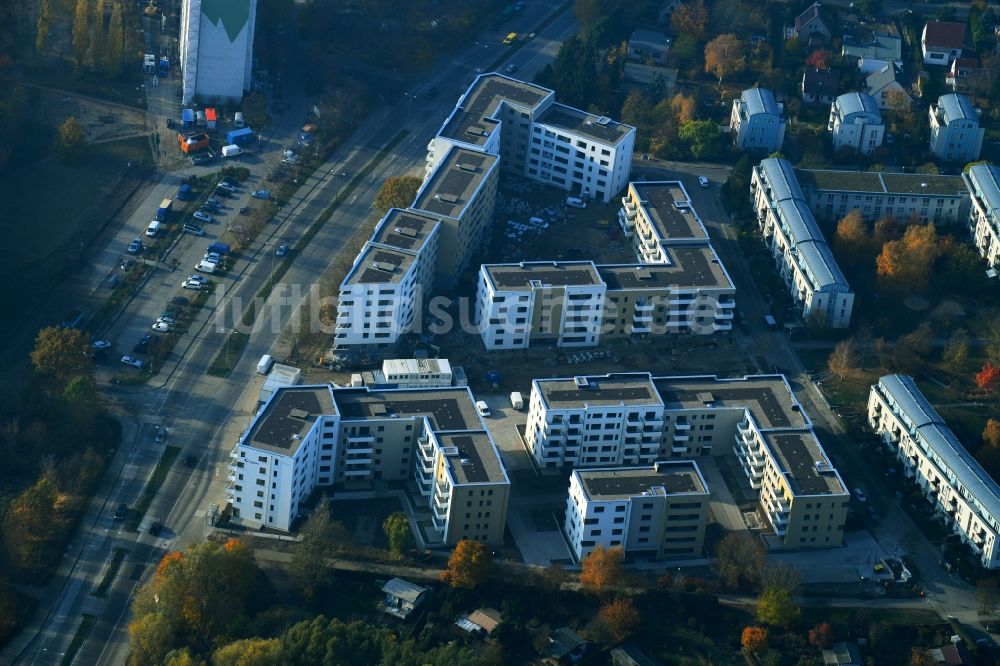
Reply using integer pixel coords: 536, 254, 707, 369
580, 544, 624, 593
440, 539, 492, 589
741, 625, 769, 654
599, 597, 641, 641
976, 363, 1000, 393
704, 34, 746, 83
876, 223, 940, 294
671, 93, 697, 125
671, 0, 708, 39
808, 621, 835, 648
805, 49, 832, 69
832, 210, 872, 270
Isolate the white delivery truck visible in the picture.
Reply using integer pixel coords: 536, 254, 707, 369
145, 220, 162, 237
257, 354, 274, 374
510, 391, 524, 410
221, 144, 242, 158
195, 259, 217, 274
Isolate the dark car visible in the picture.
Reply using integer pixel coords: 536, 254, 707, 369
169, 296, 189, 307
183, 455, 197, 467
866, 507, 880, 524
113, 503, 128, 520
149, 521, 163, 536
213, 187, 232, 198
133, 333, 160, 354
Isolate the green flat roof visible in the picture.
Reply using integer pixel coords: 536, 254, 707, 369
795, 169, 966, 196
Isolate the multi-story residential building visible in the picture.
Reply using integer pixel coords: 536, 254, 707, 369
228, 385, 510, 545
564, 461, 710, 561
921, 21, 966, 66
750, 158, 854, 328
526, 372, 849, 549
928, 94, 984, 163
427, 73, 636, 203
963, 163, 1000, 270
868, 375, 1000, 569
842, 23, 901, 61
179, 0, 257, 104
619, 181, 711, 261
828, 93, 885, 156
730, 88, 786, 153
335, 209, 440, 350
794, 168, 969, 224
411, 146, 500, 288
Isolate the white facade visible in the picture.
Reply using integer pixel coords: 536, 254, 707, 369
730, 88, 786, 153
382, 358, 453, 388
928, 94, 984, 163
179, 0, 256, 104
963, 163, 1000, 270
921, 21, 966, 66
751, 158, 854, 328
828, 93, 885, 156
868, 375, 1000, 569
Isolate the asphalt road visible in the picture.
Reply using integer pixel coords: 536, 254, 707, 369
5, 3, 577, 665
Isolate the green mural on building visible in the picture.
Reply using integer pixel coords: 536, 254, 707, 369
201, 0, 250, 42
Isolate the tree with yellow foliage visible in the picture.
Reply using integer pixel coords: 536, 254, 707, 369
440, 539, 492, 589
580, 544, 624, 593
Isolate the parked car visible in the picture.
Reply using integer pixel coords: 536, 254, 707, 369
113, 503, 128, 520
120, 258, 136, 271
151, 321, 172, 332
203, 197, 222, 209
475, 400, 491, 417
92, 339, 112, 350
128, 238, 143, 254
169, 296, 189, 306
187, 275, 209, 285
853, 487, 867, 503
192, 210, 213, 223
182, 223, 205, 236
505, 63, 518, 73
155, 428, 168, 443
182, 279, 203, 290
120, 355, 144, 368
156, 313, 177, 324
148, 521, 163, 536
213, 187, 231, 198
251, 189, 270, 200
698, 176, 710, 188
276, 243, 288, 256
216, 180, 236, 193
190, 152, 213, 165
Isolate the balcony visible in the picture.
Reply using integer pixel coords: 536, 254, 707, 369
229, 448, 239, 459
344, 469, 370, 478
632, 325, 651, 334
671, 445, 688, 455
675, 421, 691, 431
633, 314, 653, 325
674, 433, 689, 442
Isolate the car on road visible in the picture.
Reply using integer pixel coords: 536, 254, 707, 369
155, 428, 168, 443
475, 400, 491, 417
148, 521, 163, 536
187, 275, 209, 285
127, 238, 143, 254
182, 279, 203, 290
92, 339, 112, 350
698, 176, 710, 188
853, 487, 867, 503
251, 189, 270, 200
113, 503, 128, 520
192, 210, 213, 223
183, 454, 197, 467
151, 320, 172, 332
505, 63, 518, 73
120, 355, 144, 368
182, 223, 204, 236
217, 180, 236, 193
276, 243, 288, 257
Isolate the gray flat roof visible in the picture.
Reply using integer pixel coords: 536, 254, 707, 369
537, 374, 662, 409
795, 169, 966, 196
536, 103, 633, 145
439, 74, 552, 146
370, 209, 441, 253
599, 245, 733, 290
578, 462, 707, 501
412, 147, 497, 220
765, 431, 845, 496
436, 432, 506, 484
343, 244, 417, 286
485, 261, 605, 290
244, 386, 335, 454
631, 182, 708, 241
653, 375, 807, 430
333, 387, 481, 432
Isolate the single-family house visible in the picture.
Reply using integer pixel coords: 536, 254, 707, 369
930, 644, 974, 665
947, 58, 984, 93
865, 64, 909, 109
789, 2, 832, 41
842, 24, 901, 61
611, 643, 663, 666
822, 642, 863, 666
628, 29, 670, 65
922, 21, 966, 65
544, 627, 589, 664
456, 608, 502, 635
802, 67, 839, 105
380, 578, 430, 619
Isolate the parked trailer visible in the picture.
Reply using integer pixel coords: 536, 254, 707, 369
225, 127, 255, 146
158, 57, 168, 77
156, 198, 173, 221
177, 183, 192, 200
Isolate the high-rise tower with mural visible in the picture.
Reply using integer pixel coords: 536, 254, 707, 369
179, 0, 256, 104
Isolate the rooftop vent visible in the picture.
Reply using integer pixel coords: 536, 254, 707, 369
673, 201, 690, 210
634, 268, 653, 280
435, 193, 459, 204
465, 125, 489, 137
441, 446, 460, 456
288, 408, 309, 420
696, 392, 715, 405
595, 116, 612, 125
815, 460, 834, 474
371, 261, 397, 273
456, 162, 479, 173
397, 226, 418, 238
574, 376, 590, 388
529, 279, 543, 288
371, 404, 387, 415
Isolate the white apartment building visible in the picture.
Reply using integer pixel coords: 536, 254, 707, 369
335, 209, 440, 350
179, 0, 256, 104
868, 375, 1000, 569
795, 168, 969, 225
564, 461, 710, 561
751, 158, 854, 328
730, 88, 786, 153
963, 163, 1000, 270
427, 73, 636, 203
928, 94, 984, 163
526, 373, 849, 549
828, 92, 885, 156
228, 385, 509, 545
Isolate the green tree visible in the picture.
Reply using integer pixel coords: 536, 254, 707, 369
128, 612, 174, 666
36, 0, 53, 52
90, 0, 105, 68
372, 175, 422, 213
678, 119, 723, 160
440, 539, 492, 589
573, 0, 603, 25
30, 326, 91, 380
103, 1, 123, 77
756, 586, 800, 627
164, 648, 208, 666
289, 498, 347, 597
213, 638, 283, 665
0, 474, 71, 580
277, 616, 391, 664
54, 117, 87, 162
714, 532, 763, 590
72, 0, 89, 65
382, 512, 414, 558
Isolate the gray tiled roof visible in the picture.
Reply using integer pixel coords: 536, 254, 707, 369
741, 88, 780, 117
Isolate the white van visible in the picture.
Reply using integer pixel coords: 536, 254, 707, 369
565, 196, 587, 209
221, 144, 242, 158
475, 400, 491, 418
195, 260, 217, 274
145, 220, 162, 237
257, 354, 274, 374
510, 391, 524, 410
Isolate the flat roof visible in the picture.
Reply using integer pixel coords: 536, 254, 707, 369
652, 375, 807, 430
370, 209, 441, 253
436, 432, 506, 484
764, 431, 845, 496
537, 374, 662, 409
343, 244, 416, 286
438, 74, 552, 146
795, 169, 966, 196
536, 103, 633, 146
631, 182, 709, 241
243, 386, 336, 454
412, 147, 497, 220
485, 261, 605, 290
578, 462, 707, 501
333, 387, 481, 432
599, 245, 733, 290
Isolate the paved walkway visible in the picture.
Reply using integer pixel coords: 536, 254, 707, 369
698, 456, 747, 533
